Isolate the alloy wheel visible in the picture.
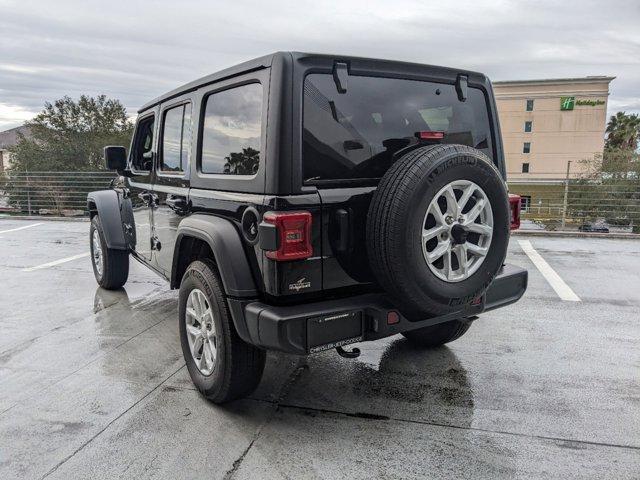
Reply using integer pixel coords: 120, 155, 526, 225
185, 288, 218, 375
421, 180, 493, 282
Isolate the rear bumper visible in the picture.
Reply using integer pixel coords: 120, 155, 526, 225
229, 264, 527, 355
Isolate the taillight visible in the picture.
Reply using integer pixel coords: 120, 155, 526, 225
509, 194, 521, 230
263, 211, 313, 261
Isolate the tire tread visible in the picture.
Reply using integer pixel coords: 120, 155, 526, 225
91, 216, 129, 290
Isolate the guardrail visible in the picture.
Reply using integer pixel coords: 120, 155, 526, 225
0, 171, 115, 216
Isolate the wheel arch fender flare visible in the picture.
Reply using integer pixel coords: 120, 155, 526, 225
171, 214, 258, 298
87, 190, 129, 250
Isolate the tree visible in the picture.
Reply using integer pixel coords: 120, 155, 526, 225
8, 95, 133, 172
223, 147, 260, 175
568, 148, 640, 232
605, 112, 640, 151
1, 95, 133, 215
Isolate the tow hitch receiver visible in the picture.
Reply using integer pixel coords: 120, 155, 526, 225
336, 345, 361, 359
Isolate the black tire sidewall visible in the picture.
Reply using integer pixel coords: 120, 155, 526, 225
369, 145, 509, 315
406, 154, 509, 306
178, 261, 228, 396
90, 217, 105, 284
403, 319, 472, 348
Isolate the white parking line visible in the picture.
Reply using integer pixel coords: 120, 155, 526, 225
0, 222, 43, 234
22, 252, 90, 272
518, 240, 581, 302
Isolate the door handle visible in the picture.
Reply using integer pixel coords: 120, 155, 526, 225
166, 195, 188, 213
138, 191, 151, 204
137, 191, 159, 207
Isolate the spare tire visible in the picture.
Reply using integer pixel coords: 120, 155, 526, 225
366, 144, 509, 319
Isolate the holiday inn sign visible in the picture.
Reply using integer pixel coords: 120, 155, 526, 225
560, 96, 605, 110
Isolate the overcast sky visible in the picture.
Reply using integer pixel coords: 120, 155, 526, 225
0, 0, 638, 130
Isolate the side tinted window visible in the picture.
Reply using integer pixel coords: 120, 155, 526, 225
131, 115, 155, 171
161, 104, 191, 172
201, 83, 262, 175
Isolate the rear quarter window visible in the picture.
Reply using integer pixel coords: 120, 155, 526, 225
200, 83, 263, 175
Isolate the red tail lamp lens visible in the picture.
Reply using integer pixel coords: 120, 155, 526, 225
508, 194, 521, 230
264, 211, 313, 261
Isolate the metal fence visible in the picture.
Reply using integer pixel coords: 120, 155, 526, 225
0, 171, 116, 216
1, 170, 638, 232
508, 174, 640, 232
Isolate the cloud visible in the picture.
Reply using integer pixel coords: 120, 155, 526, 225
0, 0, 638, 129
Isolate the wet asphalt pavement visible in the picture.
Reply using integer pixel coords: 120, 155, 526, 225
0, 219, 639, 479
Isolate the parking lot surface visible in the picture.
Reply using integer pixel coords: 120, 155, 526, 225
1, 219, 639, 479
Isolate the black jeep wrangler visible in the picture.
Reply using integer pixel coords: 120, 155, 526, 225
88, 52, 527, 403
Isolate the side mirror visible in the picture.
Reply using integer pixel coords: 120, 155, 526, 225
104, 146, 127, 172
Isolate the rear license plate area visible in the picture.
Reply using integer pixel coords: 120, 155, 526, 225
307, 311, 363, 353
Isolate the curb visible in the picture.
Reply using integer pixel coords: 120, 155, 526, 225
512, 230, 640, 240
0, 215, 89, 222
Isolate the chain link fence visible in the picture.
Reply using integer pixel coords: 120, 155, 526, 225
0, 171, 115, 216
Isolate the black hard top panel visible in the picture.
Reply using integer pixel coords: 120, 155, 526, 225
137, 51, 489, 113
137, 52, 278, 112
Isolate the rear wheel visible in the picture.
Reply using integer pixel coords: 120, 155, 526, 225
179, 259, 266, 403
402, 319, 472, 348
90, 216, 129, 290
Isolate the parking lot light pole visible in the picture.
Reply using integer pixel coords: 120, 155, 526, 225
561, 161, 571, 230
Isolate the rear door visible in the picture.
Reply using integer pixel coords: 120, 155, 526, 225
152, 97, 193, 277
301, 72, 496, 291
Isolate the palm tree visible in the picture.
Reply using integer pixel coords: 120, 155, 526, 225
606, 112, 640, 151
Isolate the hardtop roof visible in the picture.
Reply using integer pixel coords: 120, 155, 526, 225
138, 51, 487, 113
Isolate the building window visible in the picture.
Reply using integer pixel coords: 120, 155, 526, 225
526, 99, 534, 111
522, 162, 530, 173
520, 195, 531, 212
524, 121, 532, 132
201, 83, 263, 175
523, 142, 531, 154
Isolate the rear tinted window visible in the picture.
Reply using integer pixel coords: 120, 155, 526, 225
303, 74, 493, 182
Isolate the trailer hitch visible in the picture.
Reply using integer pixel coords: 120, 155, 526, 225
336, 345, 361, 359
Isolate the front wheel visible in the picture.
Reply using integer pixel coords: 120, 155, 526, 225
179, 259, 266, 403
90, 216, 129, 290
402, 319, 472, 348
